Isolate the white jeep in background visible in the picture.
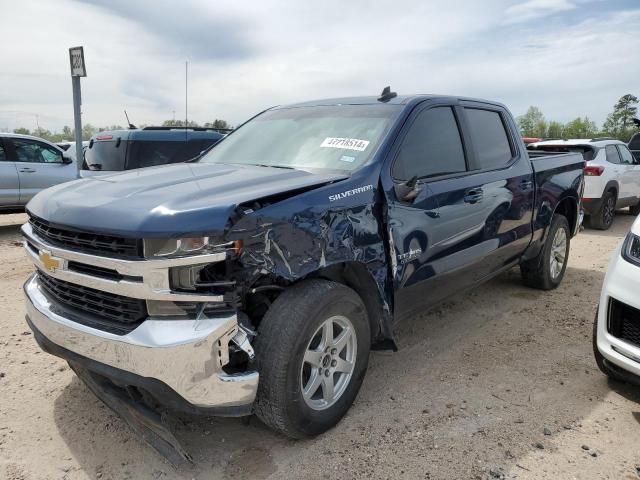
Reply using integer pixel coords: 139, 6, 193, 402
530, 138, 640, 230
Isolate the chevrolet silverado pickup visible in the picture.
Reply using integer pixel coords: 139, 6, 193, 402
22, 90, 585, 461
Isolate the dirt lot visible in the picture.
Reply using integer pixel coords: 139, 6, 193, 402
2, 212, 640, 479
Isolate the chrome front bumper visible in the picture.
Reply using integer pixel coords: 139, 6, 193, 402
24, 274, 258, 411
21, 221, 259, 413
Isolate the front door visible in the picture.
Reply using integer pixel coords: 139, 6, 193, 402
8, 137, 75, 204
384, 101, 534, 320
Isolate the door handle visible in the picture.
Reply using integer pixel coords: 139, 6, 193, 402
464, 188, 483, 204
519, 180, 533, 190
19, 168, 36, 173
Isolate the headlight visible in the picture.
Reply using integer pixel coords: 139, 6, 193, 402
144, 237, 242, 258
622, 232, 640, 266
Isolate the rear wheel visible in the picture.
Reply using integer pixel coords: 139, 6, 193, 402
521, 214, 570, 290
590, 191, 616, 230
254, 279, 370, 438
629, 201, 640, 216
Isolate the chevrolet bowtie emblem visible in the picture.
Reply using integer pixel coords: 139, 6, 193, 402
39, 250, 61, 273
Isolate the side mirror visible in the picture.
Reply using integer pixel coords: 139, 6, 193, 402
394, 176, 422, 203
61, 154, 73, 164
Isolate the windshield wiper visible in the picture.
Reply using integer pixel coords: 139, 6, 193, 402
252, 163, 296, 170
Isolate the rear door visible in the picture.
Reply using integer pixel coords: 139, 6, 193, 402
617, 145, 640, 202
604, 144, 629, 202
8, 137, 76, 203
385, 100, 534, 319
0, 138, 20, 207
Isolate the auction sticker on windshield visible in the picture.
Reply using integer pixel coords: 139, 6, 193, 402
321, 137, 370, 152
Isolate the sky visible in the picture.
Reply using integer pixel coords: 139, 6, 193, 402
0, 0, 638, 133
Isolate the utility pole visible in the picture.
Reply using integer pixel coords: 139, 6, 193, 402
69, 47, 87, 177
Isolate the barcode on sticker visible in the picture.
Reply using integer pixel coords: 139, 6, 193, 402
321, 137, 370, 152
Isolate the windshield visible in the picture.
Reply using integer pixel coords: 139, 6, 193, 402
199, 104, 402, 172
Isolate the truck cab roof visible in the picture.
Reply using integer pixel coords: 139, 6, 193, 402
281, 94, 508, 109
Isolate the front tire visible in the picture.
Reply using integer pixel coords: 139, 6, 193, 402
254, 279, 370, 438
520, 214, 570, 290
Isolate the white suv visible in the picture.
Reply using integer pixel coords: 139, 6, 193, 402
530, 138, 640, 230
593, 215, 640, 384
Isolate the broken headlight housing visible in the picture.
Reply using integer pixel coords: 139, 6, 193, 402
143, 237, 242, 259
622, 232, 640, 266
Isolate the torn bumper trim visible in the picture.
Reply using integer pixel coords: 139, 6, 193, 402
24, 273, 258, 413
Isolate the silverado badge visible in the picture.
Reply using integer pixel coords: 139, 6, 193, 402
39, 250, 61, 273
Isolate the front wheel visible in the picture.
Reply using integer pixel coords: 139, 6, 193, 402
520, 214, 570, 290
254, 279, 370, 438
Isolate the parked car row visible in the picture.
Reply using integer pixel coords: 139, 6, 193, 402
0, 127, 224, 212
528, 137, 640, 230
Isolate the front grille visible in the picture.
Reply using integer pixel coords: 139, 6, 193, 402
608, 298, 640, 347
37, 271, 147, 335
29, 215, 142, 259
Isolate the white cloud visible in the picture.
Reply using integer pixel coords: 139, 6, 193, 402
503, 0, 577, 25
0, 0, 637, 133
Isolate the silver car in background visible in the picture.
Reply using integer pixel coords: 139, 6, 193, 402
0, 133, 77, 212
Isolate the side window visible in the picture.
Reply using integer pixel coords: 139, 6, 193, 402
392, 106, 466, 180
605, 145, 621, 164
464, 108, 513, 170
0, 143, 6, 162
13, 139, 62, 163
617, 145, 635, 165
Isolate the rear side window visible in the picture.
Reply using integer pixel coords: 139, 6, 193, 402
392, 107, 466, 180
464, 108, 513, 170
617, 145, 635, 165
605, 145, 621, 164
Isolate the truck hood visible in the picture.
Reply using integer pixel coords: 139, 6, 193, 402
27, 162, 347, 238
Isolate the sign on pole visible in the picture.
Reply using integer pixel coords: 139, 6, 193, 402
69, 47, 86, 177
69, 47, 87, 77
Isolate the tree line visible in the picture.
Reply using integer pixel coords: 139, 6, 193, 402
518, 94, 638, 142
11, 118, 233, 143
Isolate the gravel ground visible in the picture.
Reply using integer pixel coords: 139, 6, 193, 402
1, 212, 640, 480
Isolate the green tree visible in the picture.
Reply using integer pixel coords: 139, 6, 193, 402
562, 117, 598, 139
81, 124, 97, 141
13, 127, 30, 135
204, 119, 232, 130
518, 106, 546, 137
546, 121, 564, 139
62, 126, 73, 139
602, 94, 639, 141
161, 119, 199, 127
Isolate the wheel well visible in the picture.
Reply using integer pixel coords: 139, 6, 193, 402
605, 182, 618, 201
312, 262, 387, 345
554, 197, 578, 234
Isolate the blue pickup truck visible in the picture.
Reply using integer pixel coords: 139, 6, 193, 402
22, 90, 584, 461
